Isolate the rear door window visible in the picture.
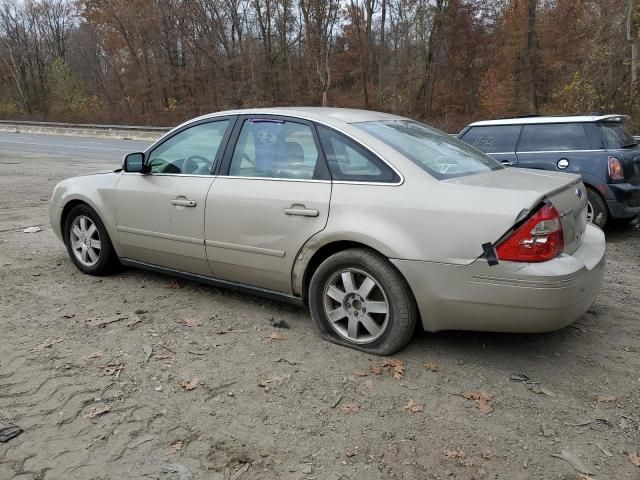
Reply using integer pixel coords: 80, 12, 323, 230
460, 125, 522, 153
517, 123, 589, 152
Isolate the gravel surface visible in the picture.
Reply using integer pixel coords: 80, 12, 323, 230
0, 132, 639, 479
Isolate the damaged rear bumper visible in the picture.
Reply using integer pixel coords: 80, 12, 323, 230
391, 223, 606, 333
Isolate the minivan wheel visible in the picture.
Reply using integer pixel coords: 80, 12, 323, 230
586, 188, 608, 228
63, 204, 118, 275
308, 248, 416, 355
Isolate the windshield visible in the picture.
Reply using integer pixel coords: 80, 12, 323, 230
354, 120, 503, 180
597, 121, 637, 148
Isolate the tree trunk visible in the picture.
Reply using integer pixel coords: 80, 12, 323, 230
524, 0, 538, 114
627, 0, 637, 100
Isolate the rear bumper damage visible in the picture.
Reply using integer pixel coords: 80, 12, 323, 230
391, 223, 606, 333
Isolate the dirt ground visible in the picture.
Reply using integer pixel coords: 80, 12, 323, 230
0, 135, 639, 480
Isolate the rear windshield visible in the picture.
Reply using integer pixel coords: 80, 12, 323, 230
597, 121, 637, 149
354, 120, 503, 180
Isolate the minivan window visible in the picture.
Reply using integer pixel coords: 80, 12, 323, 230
518, 123, 589, 152
597, 121, 637, 149
355, 120, 503, 180
460, 125, 522, 153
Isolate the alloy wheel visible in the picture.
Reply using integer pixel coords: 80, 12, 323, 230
70, 215, 101, 267
322, 268, 390, 344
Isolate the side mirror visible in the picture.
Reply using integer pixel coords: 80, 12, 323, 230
123, 152, 146, 173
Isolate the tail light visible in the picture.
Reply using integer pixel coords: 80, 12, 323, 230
496, 204, 564, 262
608, 156, 624, 181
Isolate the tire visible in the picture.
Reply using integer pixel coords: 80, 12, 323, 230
63, 204, 119, 275
586, 187, 608, 228
308, 248, 417, 356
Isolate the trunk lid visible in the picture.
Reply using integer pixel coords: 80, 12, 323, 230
445, 167, 588, 255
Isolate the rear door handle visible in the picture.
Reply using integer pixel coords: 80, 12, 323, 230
171, 198, 197, 207
284, 204, 319, 217
501, 160, 514, 167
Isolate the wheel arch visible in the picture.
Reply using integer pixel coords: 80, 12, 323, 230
296, 239, 418, 317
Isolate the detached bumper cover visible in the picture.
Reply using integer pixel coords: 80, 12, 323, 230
392, 223, 606, 333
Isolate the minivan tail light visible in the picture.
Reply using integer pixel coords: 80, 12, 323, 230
495, 204, 564, 262
608, 156, 624, 181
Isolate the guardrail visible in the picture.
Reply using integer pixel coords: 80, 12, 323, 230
0, 120, 170, 141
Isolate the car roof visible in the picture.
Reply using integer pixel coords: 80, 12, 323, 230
180, 107, 405, 128
466, 114, 629, 127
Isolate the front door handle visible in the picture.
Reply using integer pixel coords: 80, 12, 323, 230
501, 160, 515, 167
284, 204, 319, 217
171, 198, 197, 207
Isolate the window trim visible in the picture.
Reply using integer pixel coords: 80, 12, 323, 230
316, 123, 404, 185
218, 114, 331, 182
138, 115, 237, 177
515, 122, 591, 153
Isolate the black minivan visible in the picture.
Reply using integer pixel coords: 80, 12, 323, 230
458, 115, 640, 227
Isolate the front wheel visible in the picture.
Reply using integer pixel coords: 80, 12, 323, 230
308, 248, 417, 355
63, 204, 119, 275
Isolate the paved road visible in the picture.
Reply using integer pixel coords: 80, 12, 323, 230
0, 131, 152, 164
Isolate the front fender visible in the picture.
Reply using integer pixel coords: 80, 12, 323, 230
51, 172, 121, 254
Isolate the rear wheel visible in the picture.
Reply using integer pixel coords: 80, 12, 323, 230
586, 187, 608, 228
63, 204, 119, 275
308, 248, 416, 355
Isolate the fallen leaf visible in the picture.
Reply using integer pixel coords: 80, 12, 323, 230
370, 365, 383, 375
444, 448, 465, 460
23, 226, 41, 233
628, 450, 640, 467
33, 337, 63, 351
529, 385, 556, 397
595, 394, 617, 403
265, 331, 285, 341
404, 399, 424, 413
353, 370, 369, 377
462, 391, 494, 414
424, 362, 439, 372
85, 404, 111, 419
181, 378, 200, 390
169, 440, 183, 453
551, 449, 594, 475
345, 448, 357, 457
178, 318, 202, 327
341, 402, 360, 413
166, 282, 181, 289
379, 359, 405, 379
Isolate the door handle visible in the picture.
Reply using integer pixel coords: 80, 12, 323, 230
171, 198, 197, 207
501, 160, 514, 167
284, 204, 319, 217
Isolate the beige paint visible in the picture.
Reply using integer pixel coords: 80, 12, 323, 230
50, 107, 606, 333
